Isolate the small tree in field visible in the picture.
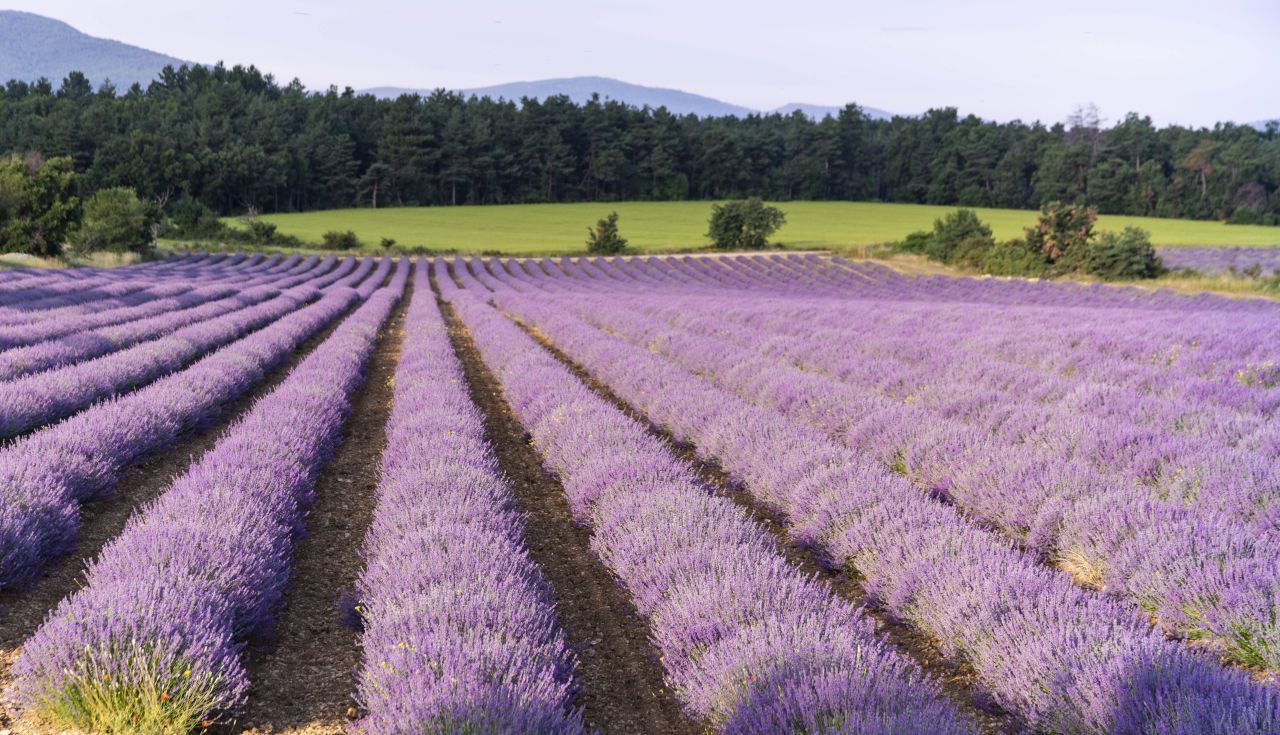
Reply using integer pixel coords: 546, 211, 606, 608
1024, 201, 1096, 265
707, 198, 785, 250
1085, 226, 1164, 280
586, 211, 627, 254
70, 186, 155, 254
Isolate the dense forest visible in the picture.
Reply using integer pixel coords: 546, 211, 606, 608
2, 63, 1277, 224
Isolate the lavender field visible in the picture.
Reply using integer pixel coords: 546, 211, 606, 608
1158, 246, 1280, 275
0, 251, 1277, 735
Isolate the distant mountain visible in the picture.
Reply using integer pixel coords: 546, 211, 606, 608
772, 102, 894, 120
365, 76, 894, 120
0, 10, 190, 89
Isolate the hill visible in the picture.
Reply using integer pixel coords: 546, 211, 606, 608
0, 10, 189, 89
364, 76, 894, 120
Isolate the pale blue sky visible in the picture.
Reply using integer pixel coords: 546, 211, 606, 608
6, 0, 1277, 127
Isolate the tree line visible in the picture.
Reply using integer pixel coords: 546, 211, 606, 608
1, 63, 1277, 225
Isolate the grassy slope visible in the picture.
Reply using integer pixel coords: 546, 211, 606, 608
247, 201, 1280, 254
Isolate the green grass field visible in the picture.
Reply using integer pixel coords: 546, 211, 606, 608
242, 201, 1280, 255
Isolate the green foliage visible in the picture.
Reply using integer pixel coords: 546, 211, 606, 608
27, 641, 230, 735
1025, 201, 1097, 265
321, 230, 363, 250
706, 198, 786, 250
242, 217, 280, 244
586, 211, 627, 254
981, 240, 1050, 277
0, 154, 80, 257
896, 230, 933, 254
927, 209, 994, 263
165, 194, 225, 239
379, 237, 396, 251
1085, 226, 1164, 280
0, 65, 1275, 227
70, 186, 155, 254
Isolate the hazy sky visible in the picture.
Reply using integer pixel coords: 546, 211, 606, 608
7, 0, 1278, 127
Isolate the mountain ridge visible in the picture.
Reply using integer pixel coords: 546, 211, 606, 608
0, 10, 190, 89
363, 76, 893, 120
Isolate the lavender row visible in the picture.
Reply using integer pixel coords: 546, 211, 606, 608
1158, 247, 1280, 275
0, 257, 334, 378
0, 256, 274, 322
482, 281, 1280, 734
0, 288, 313, 437
440, 270, 973, 734
0, 263, 276, 329
11, 260, 408, 733
0, 282, 238, 350
353, 260, 582, 734
0, 259, 382, 590
532, 264, 1280, 669
564, 281, 1280, 669
0, 257, 367, 438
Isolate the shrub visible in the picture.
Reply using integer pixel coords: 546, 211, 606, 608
379, 237, 396, 251
245, 219, 280, 244
69, 187, 155, 255
1024, 201, 1096, 265
1085, 227, 1164, 280
707, 198, 786, 250
951, 234, 997, 269
928, 209, 993, 263
165, 195, 226, 240
897, 230, 933, 254
322, 230, 363, 250
982, 239, 1050, 277
586, 211, 628, 254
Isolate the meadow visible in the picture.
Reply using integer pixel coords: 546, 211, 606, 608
0, 252, 1277, 735
244, 201, 1280, 254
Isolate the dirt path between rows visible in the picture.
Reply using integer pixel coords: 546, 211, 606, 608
436, 285, 703, 735
0, 285, 370, 733
231, 274, 411, 735
503, 311, 1023, 735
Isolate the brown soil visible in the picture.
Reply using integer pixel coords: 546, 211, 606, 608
435, 283, 702, 735
230, 274, 411, 735
0, 284, 367, 733
504, 312, 1023, 735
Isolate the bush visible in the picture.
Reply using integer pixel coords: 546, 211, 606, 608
379, 237, 396, 251
896, 230, 933, 254
950, 234, 997, 269
707, 198, 786, 250
245, 219, 280, 244
928, 209, 993, 263
982, 239, 1050, 277
1085, 227, 1164, 280
69, 187, 155, 255
322, 230, 363, 250
1025, 201, 1096, 265
586, 211, 628, 254
165, 195, 226, 239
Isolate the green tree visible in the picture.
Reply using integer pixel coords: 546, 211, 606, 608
1024, 200, 1097, 264
1085, 227, 1164, 279
586, 211, 628, 254
70, 186, 156, 254
322, 230, 362, 250
927, 208, 994, 263
0, 154, 80, 257
707, 198, 786, 250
